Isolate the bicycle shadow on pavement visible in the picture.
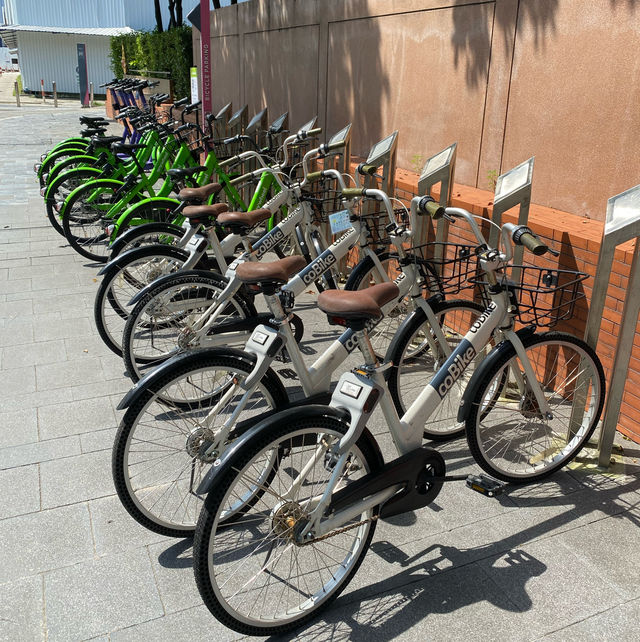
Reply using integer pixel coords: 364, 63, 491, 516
268, 460, 640, 641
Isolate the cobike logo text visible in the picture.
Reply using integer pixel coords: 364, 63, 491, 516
301, 251, 337, 285
433, 342, 477, 398
338, 317, 379, 353
254, 227, 285, 259
469, 302, 497, 333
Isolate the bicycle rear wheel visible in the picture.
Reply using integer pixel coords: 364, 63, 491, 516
94, 245, 191, 356
466, 331, 605, 483
113, 350, 287, 537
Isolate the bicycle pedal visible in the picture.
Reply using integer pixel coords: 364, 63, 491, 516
278, 368, 297, 380
465, 475, 506, 497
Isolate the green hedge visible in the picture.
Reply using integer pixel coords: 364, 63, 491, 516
110, 26, 193, 99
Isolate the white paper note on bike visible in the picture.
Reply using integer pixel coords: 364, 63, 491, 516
329, 210, 352, 234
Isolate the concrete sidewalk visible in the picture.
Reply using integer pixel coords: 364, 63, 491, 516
0, 108, 639, 641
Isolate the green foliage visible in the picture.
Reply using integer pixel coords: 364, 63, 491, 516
110, 26, 193, 99
487, 169, 498, 191
409, 153, 424, 175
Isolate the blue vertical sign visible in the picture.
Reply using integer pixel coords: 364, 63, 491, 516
77, 44, 89, 107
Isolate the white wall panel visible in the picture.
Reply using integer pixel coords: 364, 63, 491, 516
18, 32, 113, 94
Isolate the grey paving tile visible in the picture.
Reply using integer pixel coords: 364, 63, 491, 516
0, 407, 38, 448
0, 435, 81, 470
44, 549, 164, 641
2, 339, 66, 368
100, 354, 130, 381
35, 356, 104, 391
478, 536, 624, 634
89, 495, 169, 557
559, 513, 640, 600
0, 575, 44, 642
64, 334, 116, 360
147, 540, 200, 614
0, 316, 34, 346
40, 449, 114, 508
0, 503, 93, 582
543, 596, 640, 641
0, 464, 40, 518
79, 427, 117, 454
0, 277, 31, 294
0, 364, 36, 396
1, 387, 76, 414
32, 316, 93, 342
110, 605, 240, 642
38, 395, 117, 440
70, 377, 132, 401
8, 264, 56, 280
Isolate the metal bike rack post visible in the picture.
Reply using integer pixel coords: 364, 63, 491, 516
359, 131, 398, 244
489, 157, 535, 280
214, 102, 232, 140
245, 107, 268, 148
52, 81, 58, 108
581, 184, 640, 467
227, 104, 248, 137
324, 123, 351, 175
416, 142, 457, 264
268, 111, 289, 151
362, 130, 398, 196
14, 81, 20, 107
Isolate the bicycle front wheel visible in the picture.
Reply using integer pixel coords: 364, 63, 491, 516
387, 299, 491, 440
194, 415, 382, 636
466, 331, 605, 483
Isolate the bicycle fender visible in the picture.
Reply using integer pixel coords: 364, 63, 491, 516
107, 221, 184, 258
196, 405, 384, 496
97, 244, 190, 276
111, 197, 180, 238
117, 347, 286, 411
456, 325, 537, 424
127, 268, 229, 306
59, 178, 125, 218
43, 166, 102, 201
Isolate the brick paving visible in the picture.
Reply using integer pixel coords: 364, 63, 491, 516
1, 105, 640, 641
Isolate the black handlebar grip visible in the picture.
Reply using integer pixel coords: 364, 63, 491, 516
514, 228, 548, 256
342, 188, 365, 198
417, 196, 445, 219
174, 97, 189, 107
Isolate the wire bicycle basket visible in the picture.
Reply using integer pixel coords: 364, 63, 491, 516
473, 265, 589, 327
410, 241, 478, 295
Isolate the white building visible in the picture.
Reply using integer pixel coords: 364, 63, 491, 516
0, 0, 198, 94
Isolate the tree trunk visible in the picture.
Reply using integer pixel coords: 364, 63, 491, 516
168, 0, 176, 29
154, 0, 163, 32
176, 0, 183, 25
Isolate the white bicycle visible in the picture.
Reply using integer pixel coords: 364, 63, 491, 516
192, 198, 605, 635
